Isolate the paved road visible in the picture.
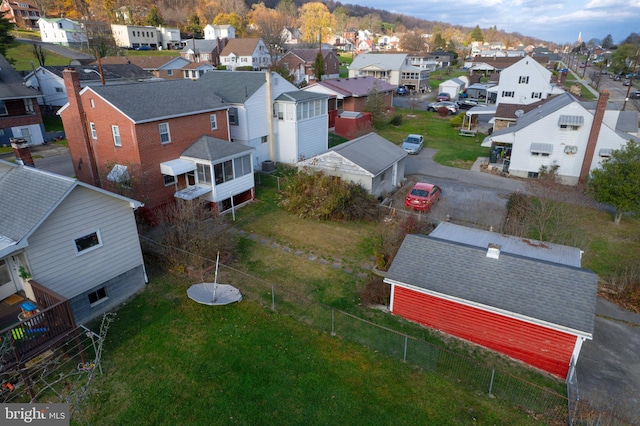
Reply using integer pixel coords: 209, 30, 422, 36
15, 38, 95, 62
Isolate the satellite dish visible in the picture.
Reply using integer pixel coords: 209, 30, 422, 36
515, 109, 524, 117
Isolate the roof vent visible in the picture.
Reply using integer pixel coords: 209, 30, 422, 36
486, 243, 501, 259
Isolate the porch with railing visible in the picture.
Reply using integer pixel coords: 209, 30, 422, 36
0, 280, 76, 371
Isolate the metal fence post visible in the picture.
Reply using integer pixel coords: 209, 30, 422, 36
271, 285, 275, 311
403, 335, 408, 362
489, 368, 495, 397
331, 309, 336, 336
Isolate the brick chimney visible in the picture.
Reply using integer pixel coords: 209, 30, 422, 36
578, 90, 609, 186
11, 137, 35, 167
62, 67, 100, 187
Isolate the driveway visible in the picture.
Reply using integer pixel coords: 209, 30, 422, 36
401, 148, 640, 423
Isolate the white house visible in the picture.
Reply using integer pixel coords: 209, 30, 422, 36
111, 24, 159, 50
298, 132, 406, 197
482, 91, 640, 185
348, 53, 429, 92
0, 159, 146, 325
219, 38, 270, 71
198, 71, 327, 166
273, 91, 328, 164
204, 24, 235, 40
488, 56, 564, 106
37, 17, 87, 46
156, 26, 181, 50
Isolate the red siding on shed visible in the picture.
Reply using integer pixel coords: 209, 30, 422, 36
392, 286, 577, 379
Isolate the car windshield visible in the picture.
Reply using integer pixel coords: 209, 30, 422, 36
410, 188, 430, 197
405, 137, 419, 144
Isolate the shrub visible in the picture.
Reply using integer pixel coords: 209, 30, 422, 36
449, 113, 464, 127
278, 170, 379, 221
437, 106, 450, 117
389, 114, 403, 126
358, 276, 390, 306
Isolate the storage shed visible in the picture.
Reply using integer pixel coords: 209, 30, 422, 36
384, 223, 598, 380
438, 77, 467, 101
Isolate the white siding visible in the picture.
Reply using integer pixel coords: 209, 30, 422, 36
24, 186, 143, 299
496, 58, 553, 105
212, 173, 254, 202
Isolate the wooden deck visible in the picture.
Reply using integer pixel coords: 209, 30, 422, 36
0, 280, 76, 370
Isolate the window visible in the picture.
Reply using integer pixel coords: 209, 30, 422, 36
55, 87, 64, 93
167, 69, 173, 76
210, 114, 217, 130
214, 160, 233, 184
502, 91, 514, 98
111, 125, 121, 146
74, 231, 102, 255
228, 107, 238, 125
163, 174, 176, 186
0, 100, 7, 116
599, 148, 612, 158
88, 287, 107, 305
261, 136, 268, 144
527, 172, 539, 178
559, 124, 580, 131
24, 98, 34, 114
90, 98, 95, 108
197, 163, 211, 184
380, 171, 386, 182
90, 122, 97, 139
233, 155, 252, 177
564, 145, 578, 155
159, 123, 171, 144
531, 92, 542, 99
519, 76, 529, 84
530, 143, 553, 156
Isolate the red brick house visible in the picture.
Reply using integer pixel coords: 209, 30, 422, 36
0, 0, 41, 28
384, 222, 598, 380
58, 68, 248, 215
276, 49, 340, 85
0, 54, 44, 146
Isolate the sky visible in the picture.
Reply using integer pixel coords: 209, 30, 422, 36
337, 0, 640, 45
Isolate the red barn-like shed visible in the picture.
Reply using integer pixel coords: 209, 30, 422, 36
384, 223, 598, 380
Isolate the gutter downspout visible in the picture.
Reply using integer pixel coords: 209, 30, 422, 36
266, 71, 275, 161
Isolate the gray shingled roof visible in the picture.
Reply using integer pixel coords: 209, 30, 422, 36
0, 162, 74, 244
318, 76, 396, 97
198, 71, 268, 103
44, 64, 153, 82
329, 133, 407, 176
350, 53, 408, 70
385, 234, 598, 336
0, 55, 42, 100
89, 79, 227, 123
181, 135, 253, 161
275, 91, 326, 102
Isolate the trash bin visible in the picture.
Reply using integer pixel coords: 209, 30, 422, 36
489, 148, 499, 163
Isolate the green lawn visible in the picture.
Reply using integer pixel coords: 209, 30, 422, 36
376, 108, 489, 169
79, 266, 544, 425
6, 41, 73, 71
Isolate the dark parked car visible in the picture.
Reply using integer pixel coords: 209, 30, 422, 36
397, 86, 409, 96
613, 75, 622, 81
623, 80, 632, 86
404, 182, 442, 212
630, 90, 640, 99
436, 92, 451, 101
135, 45, 152, 50
427, 101, 459, 114
457, 99, 480, 110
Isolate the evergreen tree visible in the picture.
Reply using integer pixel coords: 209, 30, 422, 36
601, 34, 615, 49
144, 6, 165, 27
0, 11, 14, 58
312, 52, 325, 82
469, 25, 483, 42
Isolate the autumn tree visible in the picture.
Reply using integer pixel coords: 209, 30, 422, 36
588, 140, 640, 224
276, 0, 297, 24
213, 13, 247, 37
249, 4, 289, 64
401, 31, 424, 52
298, 2, 335, 44
469, 25, 483, 42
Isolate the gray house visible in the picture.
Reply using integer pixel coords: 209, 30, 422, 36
297, 132, 407, 197
0, 159, 146, 326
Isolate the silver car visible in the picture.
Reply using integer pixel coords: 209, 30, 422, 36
401, 134, 424, 154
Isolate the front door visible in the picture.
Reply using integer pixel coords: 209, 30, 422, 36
20, 128, 32, 145
0, 258, 19, 301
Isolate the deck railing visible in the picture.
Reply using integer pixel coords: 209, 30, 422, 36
0, 280, 76, 370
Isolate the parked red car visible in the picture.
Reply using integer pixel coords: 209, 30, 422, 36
436, 92, 451, 101
404, 182, 442, 212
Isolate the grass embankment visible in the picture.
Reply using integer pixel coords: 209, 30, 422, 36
81, 265, 541, 425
